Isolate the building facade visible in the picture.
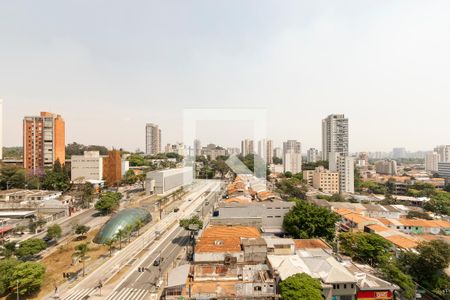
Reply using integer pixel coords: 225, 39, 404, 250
307, 148, 319, 163
322, 114, 348, 161
330, 153, 354, 194
146, 167, 193, 195
425, 152, 440, 173
283, 140, 302, 174
312, 166, 340, 194
241, 139, 254, 157
145, 123, 161, 155
438, 162, 450, 178
71, 151, 103, 182
23, 112, 65, 173
375, 160, 398, 175
434, 145, 450, 162
103, 150, 122, 186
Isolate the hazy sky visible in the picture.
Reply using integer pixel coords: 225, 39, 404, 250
1, 1, 450, 152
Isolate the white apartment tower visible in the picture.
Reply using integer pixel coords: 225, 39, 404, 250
0, 99, 3, 160
241, 139, 254, 157
322, 114, 349, 161
306, 148, 319, 163
434, 145, 450, 162
145, 123, 161, 155
257, 139, 273, 165
283, 140, 302, 174
425, 152, 440, 173
329, 153, 354, 194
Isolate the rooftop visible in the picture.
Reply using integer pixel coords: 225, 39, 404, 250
195, 226, 261, 253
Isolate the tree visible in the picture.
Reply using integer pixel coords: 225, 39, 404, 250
95, 192, 122, 214
338, 232, 392, 265
15, 239, 47, 259
379, 261, 415, 300
115, 229, 127, 250
279, 273, 322, 300
127, 154, 146, 167
0, 241, 17, 258
179, 216, 204, 231
276, 178, 308, 200
284, 171, 293, 178
423, 192, 450, 215
81, 182, 95, 208
0, 167, 26, 189
104, 238, 116, 257
283, 200, 339, 241
406, 211, 432, 220
272, 157, 282, 165
330, 193, 345, 202
74, 225, 90, 239
134, 219, 144, 236
125, 224, 134, 243
73, 243, 89, 277
0, 258, 19, 295
10, 261, 46, 296
398, 240, 450, 290
41, 169, 70, 191
444, 183, 450, 193
123, 169, 138, 184
46, 224, 62, 240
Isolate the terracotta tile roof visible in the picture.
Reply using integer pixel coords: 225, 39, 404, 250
384, 235, 418, 249
188, 281, 239, 296
294, 239, 331, 250
195, 226, 261, 253
223, 197, 252, 204
367, 224, 390, 233
376, 218, 392, 226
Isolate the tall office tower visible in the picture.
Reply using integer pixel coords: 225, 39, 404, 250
392, 147, 407, 159
425, 152, 440, 173
23, 112, 65, 174
273, 147, 282, 159
241, 139, 254, 157
329, 152, 354, 194
322, 114, 349, 161
306, 148, 319, 163
283, 140, 302, 174
434, 145, 450, 162
194, 139, 202, 157
257, 139, 273, 164
0, 99, 3, 160
145, 123, 161, 155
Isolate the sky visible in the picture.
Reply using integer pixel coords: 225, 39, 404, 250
1, 1, 450, 152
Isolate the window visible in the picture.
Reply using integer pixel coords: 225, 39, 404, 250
343, 284, 347, 289
254, 286, 262, 292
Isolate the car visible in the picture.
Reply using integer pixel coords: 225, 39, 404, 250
173, 208, 180, 212
188, 198, 192, 202
153, 257, 161, 266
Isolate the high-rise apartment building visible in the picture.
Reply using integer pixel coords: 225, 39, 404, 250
257, 139, 273, 165
283, 140, 302, 174
438, 162, 450, 178
374, 160, 398, 175
306, 148, 319, 163
322, 114, 348, 161
330, 152, 354, 194
145, 123, 161, 155
312, 166, 340, 194
273, 147, 282, 160
392, 147, 407, 159
434, 145, 450, 162
241, 139, 254, 157
23, 112, 65, 173
425, 152, 440, 173
194, 139, 202, 157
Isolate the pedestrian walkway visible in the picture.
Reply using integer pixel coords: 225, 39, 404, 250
106, 288, 149, 300
62, 288, 98, 300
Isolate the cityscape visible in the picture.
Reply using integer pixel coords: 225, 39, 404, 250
1, 2, 450, 300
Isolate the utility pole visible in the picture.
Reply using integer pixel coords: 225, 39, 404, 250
16, 280, 19, 300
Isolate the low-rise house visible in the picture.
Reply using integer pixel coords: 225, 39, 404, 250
264, 237, 295, 255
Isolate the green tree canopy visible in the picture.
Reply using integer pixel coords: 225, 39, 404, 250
41, 169, 70, 191
15, 239, 47, 259
276, 178, 308, 200
75, 224, 90, 237
0, 258, 20, 295
123, 169, 138, 184
10, 261, 46, 296
280, 273, 322, 300
423, 192, 450, 215
338, 232, 392, 265
46, 224, 62, 240
379, 261, 415, 300
179, 215, 203, 231
283, 200, 339, 241
95, 192, 122, 214
127, 154, 146, 166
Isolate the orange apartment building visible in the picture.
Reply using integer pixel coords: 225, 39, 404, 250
103, 150, 122, 186
23, 112, 65, 174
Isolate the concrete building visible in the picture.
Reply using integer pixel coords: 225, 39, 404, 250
434, 145, 450, 162
312, 166, 340, 194
194, 139, 201, 157
273, 147, 282, 160
438, 162, 450, 178
145, 123, 161, 155
375, 160, 398, 175
23, 112, 65, 174
392, 147, 407, 159
283, 140, 302, 174
103, 150, 122, 186
322, 114, 349, 161
307, 148, 319, 163
425, 152, 440, 173
330, 153, 354, 194
241, 139, 254, 157
71, 151, 103, 183
146, 167, 193, 195
201, 144, 227, 160
257, 139, 273, 165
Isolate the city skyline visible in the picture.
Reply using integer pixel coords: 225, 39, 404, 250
1, 1, 450, 152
